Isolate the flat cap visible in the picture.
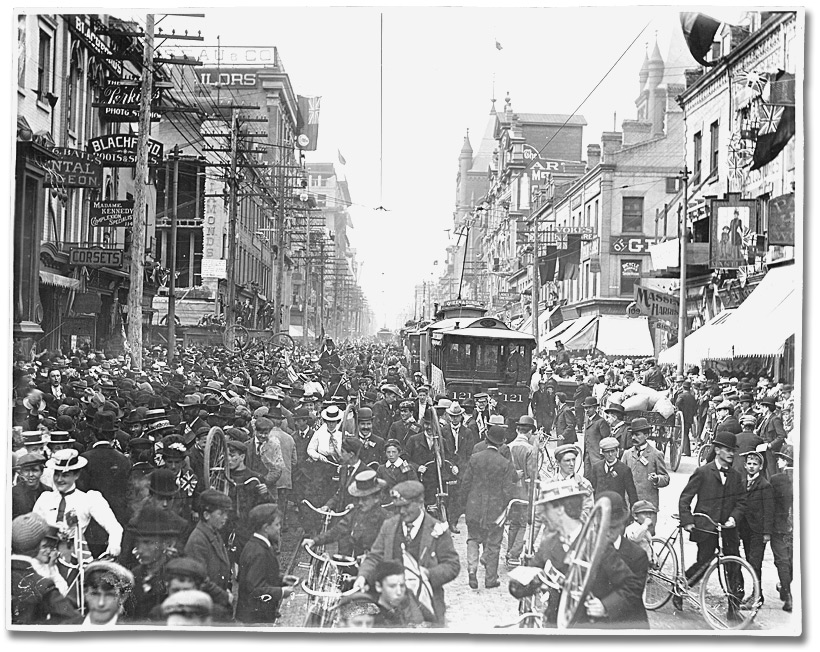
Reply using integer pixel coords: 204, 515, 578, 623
386, 480, 424, 507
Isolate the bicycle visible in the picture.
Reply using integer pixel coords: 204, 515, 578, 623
301, 540, 359, 627
643, 511, 761, 630
300, 500, 354, 593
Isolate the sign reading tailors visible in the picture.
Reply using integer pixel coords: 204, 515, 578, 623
201, 257, 227, 279
87, 135, 164, 167
43, 148, 103, 188
633, 283, 679, 324
69, 248, 124, 268
90, 200, 134, 228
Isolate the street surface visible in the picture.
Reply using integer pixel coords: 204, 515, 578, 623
274, 443, 799, 634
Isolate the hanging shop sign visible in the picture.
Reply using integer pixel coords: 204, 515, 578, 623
99, 85, 162, 122
767, 192, 795, 246
709, 193, 759, 269
42, 148, 103, 188
633, 282, 679, 324
87, 135, 164, 167
89, 200, 134, 227
67, 15, 124, 78
610, 235, 661, 255
201, 257, 227, 279
69, 247, 124, 268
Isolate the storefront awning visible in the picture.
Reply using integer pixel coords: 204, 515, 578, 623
594, 315, 654, 357
658, 309, 736, 366
39, 270, 80, 291
721, 263, 798, 358
542, 315, 597, 352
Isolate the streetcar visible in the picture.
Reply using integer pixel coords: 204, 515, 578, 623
420, 300, 536, 421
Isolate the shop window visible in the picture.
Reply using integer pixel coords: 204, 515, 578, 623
620, 259, 641, 296
622, 197, 644, 233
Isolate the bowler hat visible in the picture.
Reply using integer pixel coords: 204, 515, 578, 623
515, 415, 536, 429
348, 469, 387, 497
386, 480, 424, 507
759, 395, 777, 408
129, 504, 186, 537
148, 469, 179, 497
712, 431, 738, 450
628, 417, 652, 433
486, 425, 507, 446
598, 491, 629, 524
91, 411, 118, 432
604, 402, 625, 415
358, 407, 374, 421
582, 396, 599, 408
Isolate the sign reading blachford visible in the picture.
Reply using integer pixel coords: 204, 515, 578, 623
42, 148, 103, 188
87, 135, 164, 167
633, 283, 679, 324
69, 248, 124, 268
89, 200, 134, 227
100, 85, 162, 122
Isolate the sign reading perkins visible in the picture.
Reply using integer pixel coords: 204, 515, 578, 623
633, 283, 679, 324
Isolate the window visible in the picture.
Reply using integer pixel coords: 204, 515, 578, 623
475, 343, 500, 373
710, 121, 720, 175
693, 131, 702, 185
17, 16, 26, 89
37, 29, 51, 101
446, 342, 472, 372
622, 197, 644, 233
620, 259, 642, 296
67, 46, 83, 133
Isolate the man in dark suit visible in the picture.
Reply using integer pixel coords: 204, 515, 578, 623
603, 402, 629, 451
461, 425, 519, 589
353, 480, 460, 626
737, 448, 774, 607
441, 402, 479, 533
236, 504, 295, 624
38, 367, 69, 411
372, 385, 402, 440
755, 395, 787, 478
356, 406, 386, 470
674, 380, 698, 456
388, 400, 423, 447
769, 444, 794, 612
405, 412, 455, 513
590, 437, 638, 510
715, 400, 742, 435
553, 392, 577, 444
184, 490, 234, 593
678, 431, 747, 618
323, 437, 365, 513
530, 379, 556, 432
582, 396, 610, 480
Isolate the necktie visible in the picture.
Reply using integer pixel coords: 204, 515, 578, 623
404, 524, 412, 540
719, 466, 730, 476
56, 493, 68, 522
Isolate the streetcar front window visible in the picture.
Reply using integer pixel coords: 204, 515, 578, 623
475, 343, 502, 373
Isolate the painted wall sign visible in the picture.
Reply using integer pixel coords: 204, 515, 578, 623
69, 248, 124, 268
89, 200, 134, 227
201, 257, 227, 279
198, 69, 260, 87
42, 148, 103, 188
87, 135, 164, 167
610, 235, 661, 255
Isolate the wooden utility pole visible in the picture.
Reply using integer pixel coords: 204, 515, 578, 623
531, 219, 541, 351
225, 110, 239, 349
677, 168, 689, 376
127, 13, 154, 371
273, 162, 287, 335
167, 144, 179, 363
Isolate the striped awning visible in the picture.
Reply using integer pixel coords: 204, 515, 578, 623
39, 270, 80, 291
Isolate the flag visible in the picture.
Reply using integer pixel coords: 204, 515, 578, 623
680, 12, 721, 67
750, 105, 795, 171
736, 69, 768, 96
767, 70, 795, 106
495, 40, 503, 51
402, 546, 435, 619
337, 149, 346, 166
297, 95, 321, 151
757, 104, 784, 135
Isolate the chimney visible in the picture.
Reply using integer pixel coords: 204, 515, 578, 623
600, 132, 623, 163
586, 144, 601, 170
621, 119, 654, 145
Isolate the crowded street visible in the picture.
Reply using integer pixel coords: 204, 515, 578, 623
9, 5, 801, 637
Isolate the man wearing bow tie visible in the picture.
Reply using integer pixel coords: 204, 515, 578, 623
589, 437, 638, 511
678, 432, 747, 615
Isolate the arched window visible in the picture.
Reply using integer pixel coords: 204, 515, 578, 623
66, 42, 83, 135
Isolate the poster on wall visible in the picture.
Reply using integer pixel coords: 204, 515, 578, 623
709, 194, 758, 268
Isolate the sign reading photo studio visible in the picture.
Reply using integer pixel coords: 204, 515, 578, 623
709, 193, 758, 269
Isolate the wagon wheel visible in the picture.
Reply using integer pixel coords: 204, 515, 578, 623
270, 331, 295, 352
668, 411, 684, 472
557, 496, 611, 629
222, 324, 250, 353
203, 426, 231, 493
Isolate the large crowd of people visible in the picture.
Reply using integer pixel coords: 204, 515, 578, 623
9, 334, 796, 629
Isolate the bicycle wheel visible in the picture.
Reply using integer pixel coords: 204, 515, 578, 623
203, 426, 231, 493
643, 537, 678, 610
699, 555, 760, 630
557, 496, 611, 628
697, 443, 712, 466
270, 331, 295, 351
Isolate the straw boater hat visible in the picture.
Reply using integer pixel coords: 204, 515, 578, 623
348, 469, 387, 497
321, 405, 344, 422
535, 478, 587, 505
46, 448, 88, 473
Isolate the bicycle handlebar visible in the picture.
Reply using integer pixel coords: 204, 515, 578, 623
303, 542, 359, 566
301, 500, 354, 518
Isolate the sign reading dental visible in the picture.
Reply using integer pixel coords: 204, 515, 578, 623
87, 135, 164, 168
42, 148, 103, 188
90, 200, 134, 227
633, 283, 679, 324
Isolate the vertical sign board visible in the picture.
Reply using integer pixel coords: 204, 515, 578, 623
709, 194, 758, 268
633, 283, 679, 324
767, 192, 795, 246
201, 258, 227, 279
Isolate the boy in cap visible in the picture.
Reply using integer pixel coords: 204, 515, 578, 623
769, 444, 794, 611
162, 590, 214, 626
371, 559, 434, 628
625, 500, 659, 558
75, 560, 135, 626
12, 452, 51, 519
736, 446, 774, 608
184, 489, 234, 592
335, 592, 380, 628
589, 437, 638, 511
354, 480, 460, 626
10, 513, 79, 625
236, 504, 295, 624
377, 439, 419, 491
225, 439, 273, 559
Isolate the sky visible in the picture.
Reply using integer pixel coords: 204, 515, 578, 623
4, 2, 799, 330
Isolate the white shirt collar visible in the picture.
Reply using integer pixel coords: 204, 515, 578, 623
405, 509, 425, 539
253, 532, 271, 548
612, 535, 622, 550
